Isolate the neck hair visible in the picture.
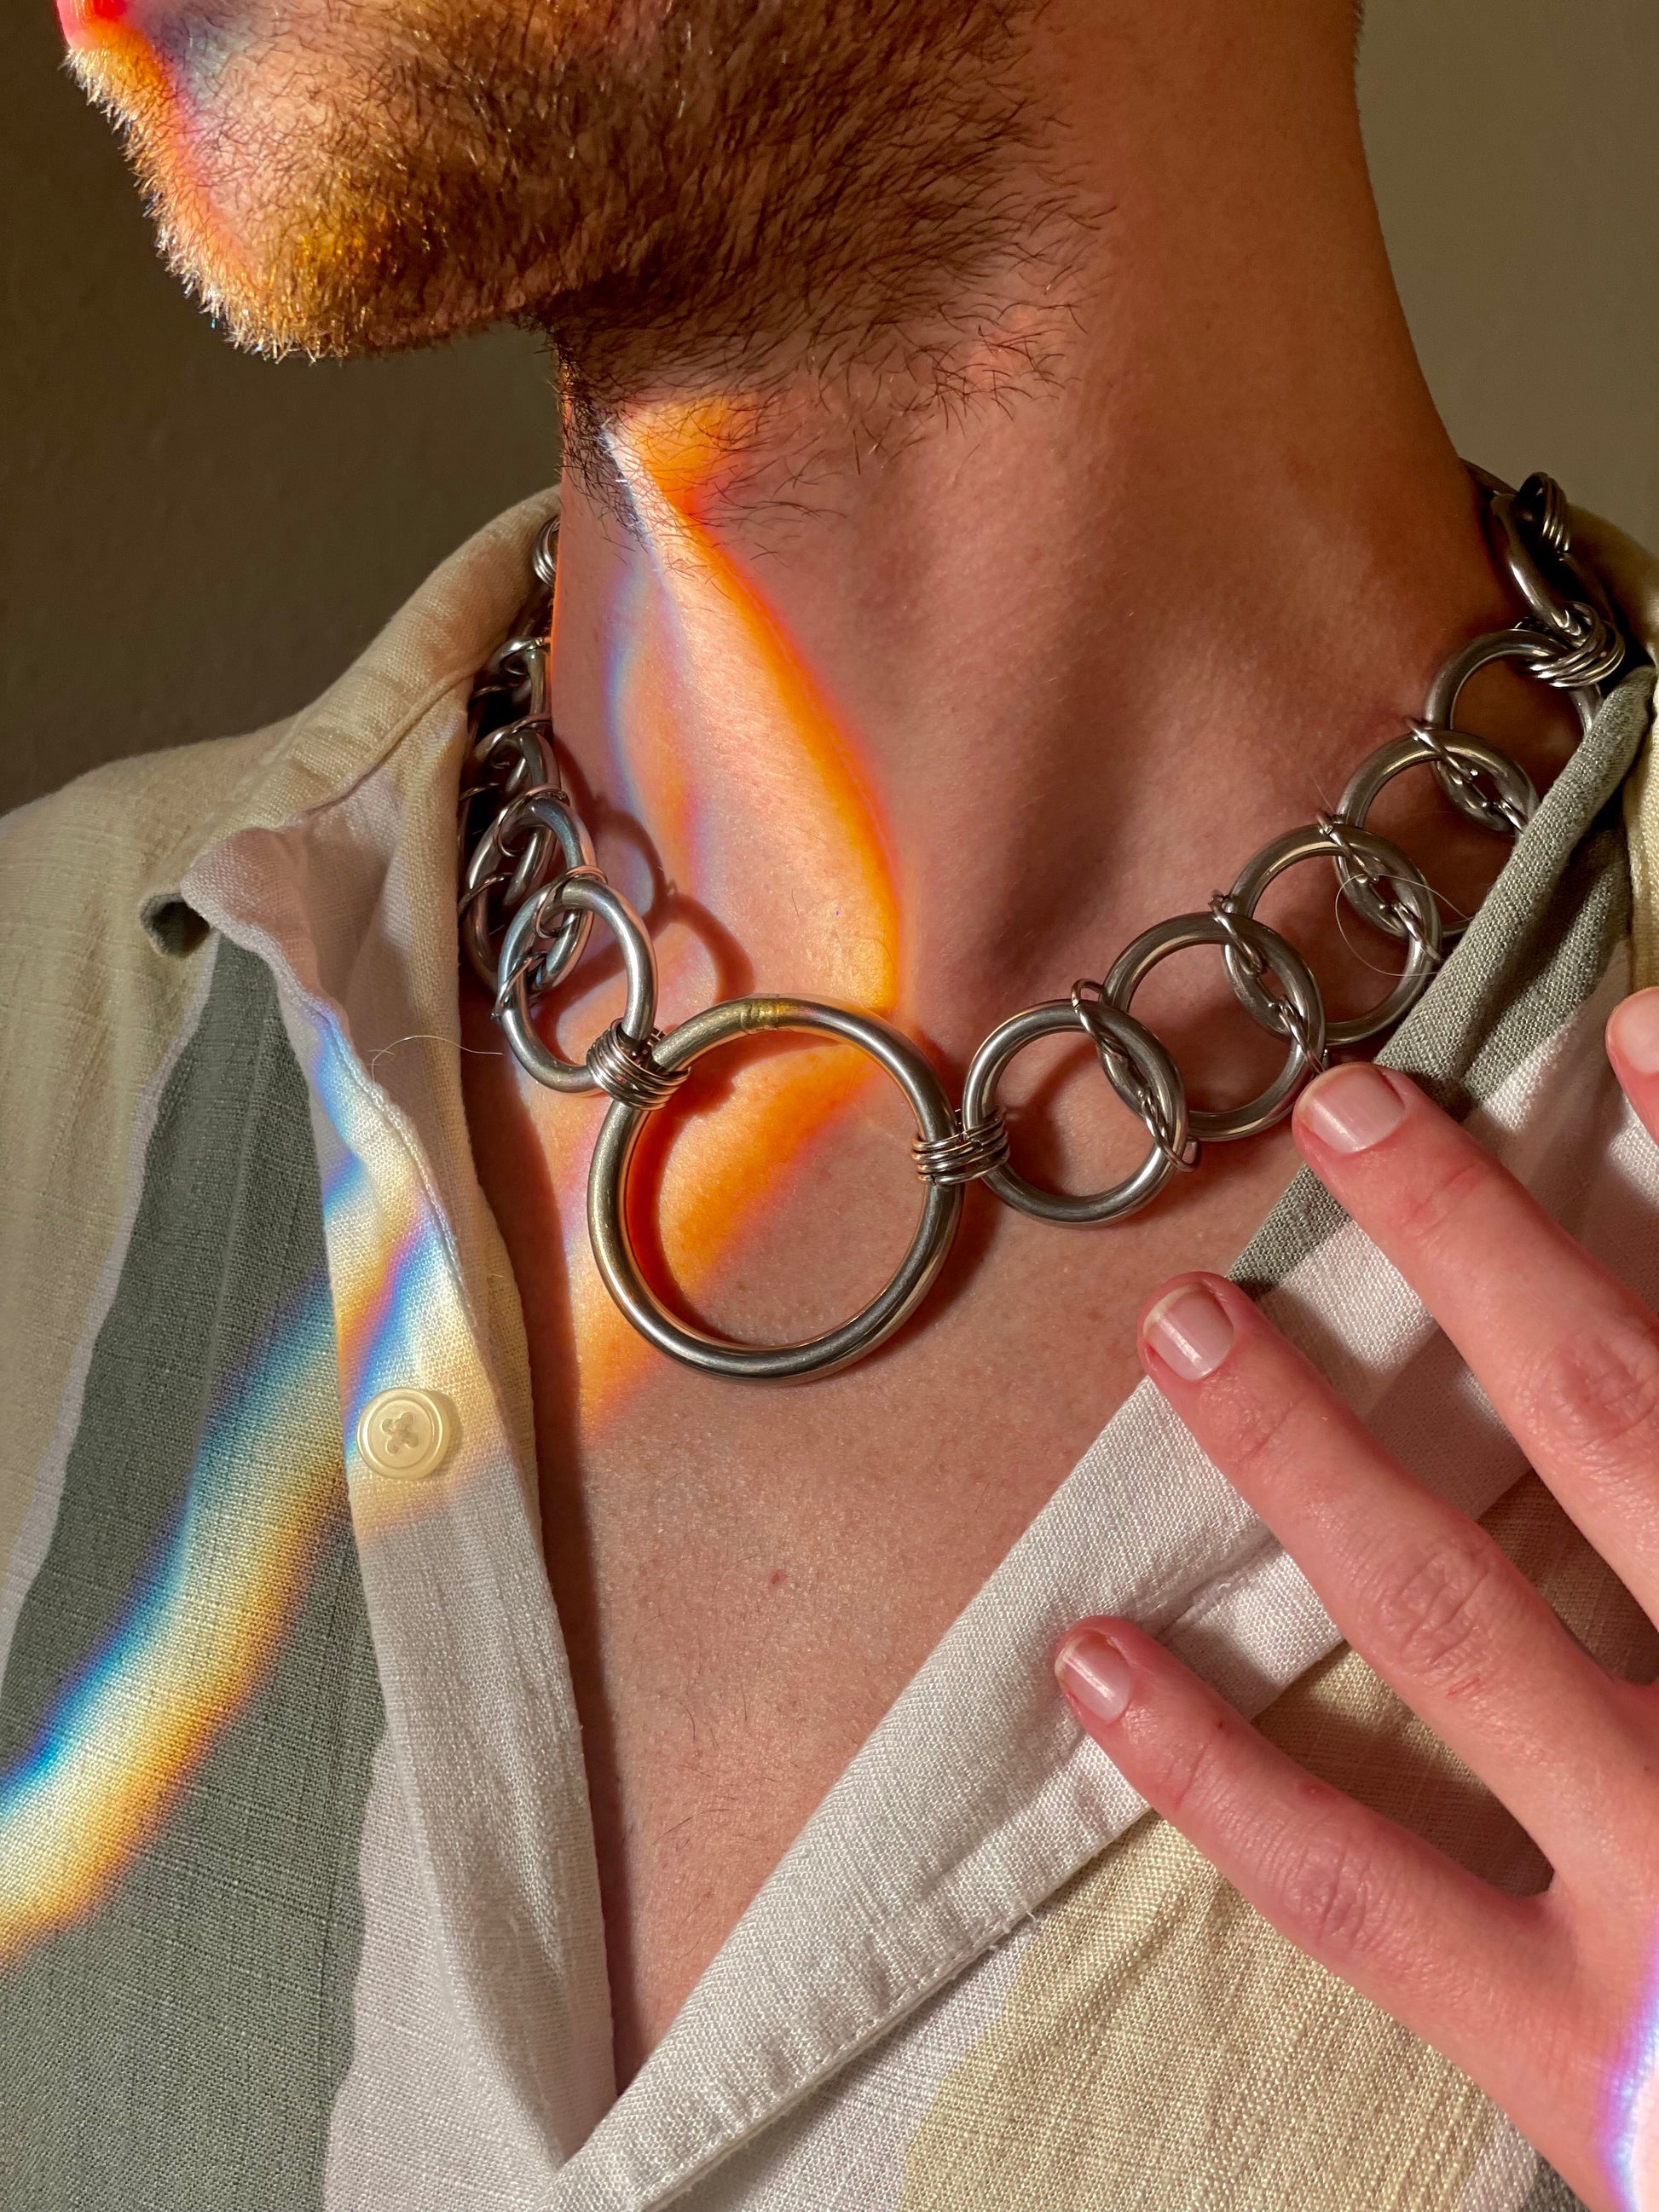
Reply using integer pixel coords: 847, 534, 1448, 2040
535, 0, 1088, 496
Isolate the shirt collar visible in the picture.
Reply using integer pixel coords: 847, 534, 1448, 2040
138, 485, 562, 954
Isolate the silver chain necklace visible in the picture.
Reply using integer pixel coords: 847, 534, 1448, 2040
457, 466, 1626, 1382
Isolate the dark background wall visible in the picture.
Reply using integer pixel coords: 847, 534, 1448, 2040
1361, 0, 1656, 554
2, 0, 560, 812
3, 0, 1655, 816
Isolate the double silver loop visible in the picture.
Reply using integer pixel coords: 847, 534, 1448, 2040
913, 1114, 1011, 1187
471, 718, 561, 806
957, 996, 1189, 1225
1105, 911, 1327, 1141
1071, 981, 1198, 1171
1225, 820, 1441, 1048
1335, 723, 1538, 942
1482, 471, 1625, 695
530, 516, 560, 588
482, 632, 551, 722
495, 870, 662, 1096
587, 999, 962, 1380
461, 787, 595, 988
1425, 628, 1603, 742
469, 517, 559, 724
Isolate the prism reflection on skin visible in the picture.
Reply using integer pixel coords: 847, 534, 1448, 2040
1605, 1950, 1659, 2212
476, 409, 906, 1425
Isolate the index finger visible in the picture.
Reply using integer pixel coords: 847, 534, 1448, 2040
1291, 1057, 1659, 1625
1604, 987, 1659, 1140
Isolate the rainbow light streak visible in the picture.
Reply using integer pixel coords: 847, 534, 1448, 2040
58, 0, 255, 301
303, 1015, 511, 1539
1604, 1950, 1659, 2211
0, 970, 543, 1967
528, 405, 903, 1419
57, 0, 136, 49
0, 1273, 342, 1967
600, 557, 700, 885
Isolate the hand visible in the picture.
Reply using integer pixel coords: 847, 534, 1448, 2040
1054, 998, 1659, 2212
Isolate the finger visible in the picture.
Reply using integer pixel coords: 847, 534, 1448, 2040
1605, 988, 1659, 1149
1293, 1060, 1659, 1622
1138, 1273, 1645, 1877
1053, 1615, 1548, 2081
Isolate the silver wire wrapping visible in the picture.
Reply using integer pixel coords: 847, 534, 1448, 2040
913, 1112, 1013, 1187
584, 1022, 689, 1111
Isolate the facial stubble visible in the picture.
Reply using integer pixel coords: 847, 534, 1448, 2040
76, 0, 1073, 457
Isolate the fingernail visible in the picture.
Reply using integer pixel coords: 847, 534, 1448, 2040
1142, 1282, 1234, 1379
1055, 1628, 1134, 1726
1297, 1062, 1408, 1153
1609, 990, 1659, 1076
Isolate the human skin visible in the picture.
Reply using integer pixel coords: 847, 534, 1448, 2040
55, 0, 1645, 2136
456, 0, 1586, 2079
1056, 1013, 1659, 2212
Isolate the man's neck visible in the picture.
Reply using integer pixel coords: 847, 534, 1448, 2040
541, 0, 1575, 1088
459, 3, 1597, 2083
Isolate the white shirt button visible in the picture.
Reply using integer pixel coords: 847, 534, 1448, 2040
355, 1388, 457, 1480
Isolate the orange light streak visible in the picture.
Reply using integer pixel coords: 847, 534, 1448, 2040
529, 401, 903, 1423
0, 1285, 342, 1965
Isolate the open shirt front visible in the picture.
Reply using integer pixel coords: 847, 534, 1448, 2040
3, 489, 1659, 2212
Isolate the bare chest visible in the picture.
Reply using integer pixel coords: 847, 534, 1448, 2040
463, 1011, 1299, 2079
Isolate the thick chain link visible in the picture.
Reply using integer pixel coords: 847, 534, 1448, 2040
457, 469, 1625, 1378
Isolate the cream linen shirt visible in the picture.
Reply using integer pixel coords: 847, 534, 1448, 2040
3, 488, 1659, 2212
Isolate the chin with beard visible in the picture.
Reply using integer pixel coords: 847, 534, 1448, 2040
65, 0, 1078, 456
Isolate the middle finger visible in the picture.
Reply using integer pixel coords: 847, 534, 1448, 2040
1292, 1062, 1659, 1626
1138, 1271, 1639, 1876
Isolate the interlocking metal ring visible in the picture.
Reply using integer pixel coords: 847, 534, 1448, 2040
471, 717, 560, 803
1483, 476, 1624, 690
460, 788, 594, 988
587, 997, 962, 1380
1424, 629, 1601, 742
1224, 821, 1442, 1048
496, 870, 657, 1094
1486, 478, 1591, 638
1335, 725, 1539, 939
531, 516, 560, 586
1104, 912, 1327, 1141
484, 632, 551, 719
957, 998, 1189, 1224
913, 1114, 1011, 1187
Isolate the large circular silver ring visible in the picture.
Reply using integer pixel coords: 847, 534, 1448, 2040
587, 996, 962, 1381
1104, 911, 1327, 1142
1225, 822, 1442, 1048
1424, 628, 1600, 743
496, 871, 656, 1094
462, 788, 593, 988
958, 1000, 1188, 1224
